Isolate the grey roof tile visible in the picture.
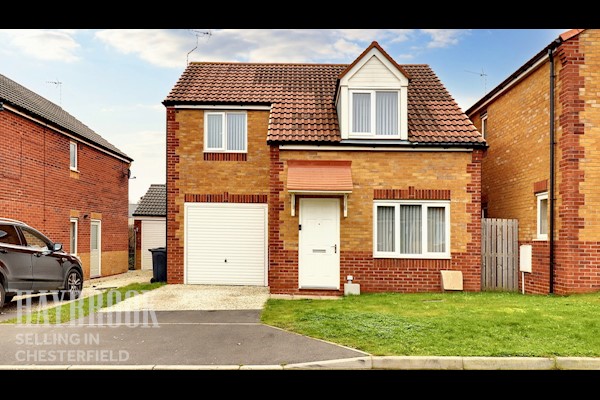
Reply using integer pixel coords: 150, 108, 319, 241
133, 184, 166, 217
0, 73, 132, 161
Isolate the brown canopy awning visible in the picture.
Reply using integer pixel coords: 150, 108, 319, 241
287, 160, 353, 193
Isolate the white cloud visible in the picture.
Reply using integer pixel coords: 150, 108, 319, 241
0, 29, 80, 62
95, 29, 192, 68
94, 29, 426, 68
421, 29, 471, 48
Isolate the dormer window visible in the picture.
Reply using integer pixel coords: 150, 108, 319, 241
350, 90, 399, 136
336, 42, 409, 141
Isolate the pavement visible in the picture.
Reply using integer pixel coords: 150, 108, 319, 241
1, 270, 599, 370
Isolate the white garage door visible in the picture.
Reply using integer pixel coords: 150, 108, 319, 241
185, 203, 268, 286
141, 219, 166, 270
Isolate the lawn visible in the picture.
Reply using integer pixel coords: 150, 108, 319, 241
2, 282, 164, 324
261, 291, 600, 357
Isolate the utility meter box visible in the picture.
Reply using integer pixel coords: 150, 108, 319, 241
520, 244, 532, 273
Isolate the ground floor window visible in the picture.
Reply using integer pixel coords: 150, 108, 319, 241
373, 200, 450, 259
70, 218, 78, 254
536, 192, 548, 240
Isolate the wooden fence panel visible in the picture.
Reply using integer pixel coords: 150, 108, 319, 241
481, 218, 519, 291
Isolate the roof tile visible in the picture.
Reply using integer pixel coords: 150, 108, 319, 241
0, 73, 132, 160
164, 58, 484, 145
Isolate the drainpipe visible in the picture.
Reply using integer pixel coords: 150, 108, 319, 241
548, 47, 556, 294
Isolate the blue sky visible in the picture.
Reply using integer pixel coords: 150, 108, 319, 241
0, 29, 565, 203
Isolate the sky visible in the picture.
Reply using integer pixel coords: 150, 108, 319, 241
0, 29, 566, 204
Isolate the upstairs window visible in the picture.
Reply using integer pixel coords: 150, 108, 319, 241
481, 113, 488, 140
204, 111, 247, 153
70, 141, 78, 171
350, 90, 399, 137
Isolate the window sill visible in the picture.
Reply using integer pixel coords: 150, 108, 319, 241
203, 152, 247, 161
373, 254, 451, 260
69, 169, 80, 179
533, 238, 548, 242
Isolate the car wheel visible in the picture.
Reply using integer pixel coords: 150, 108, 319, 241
0, 282, 5, 309
61, 269, 83, 301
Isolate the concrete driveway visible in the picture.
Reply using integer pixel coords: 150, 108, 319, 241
0, 269, 367, 367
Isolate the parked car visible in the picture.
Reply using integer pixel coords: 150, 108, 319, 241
0, 218, 83, 308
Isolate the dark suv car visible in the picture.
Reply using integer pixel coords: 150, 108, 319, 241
0, 218, 83, 308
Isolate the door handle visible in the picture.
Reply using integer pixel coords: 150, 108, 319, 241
333, 244, 337, 254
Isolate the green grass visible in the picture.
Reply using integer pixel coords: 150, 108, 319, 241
3, 282, 164, 324
261, 291, 600, 357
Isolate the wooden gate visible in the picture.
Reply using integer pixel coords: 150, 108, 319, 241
481, 218, 519, 291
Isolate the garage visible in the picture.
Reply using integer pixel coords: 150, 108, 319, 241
184, 202, 268, 286
140, 220, 166, 270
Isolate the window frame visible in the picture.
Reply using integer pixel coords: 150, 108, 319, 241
70, 218, 78, 255
69, 141, 78, 171
203, 111, 248, 153
349, 89, 401, 139
536, 192, 549, 240
373, 200, 451, 259
481, 113, 487, 140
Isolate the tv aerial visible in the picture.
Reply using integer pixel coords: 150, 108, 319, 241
186, 29, 212, 65
465, 68, 488, 95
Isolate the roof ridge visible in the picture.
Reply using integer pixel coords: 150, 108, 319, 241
188, 61, 349, 66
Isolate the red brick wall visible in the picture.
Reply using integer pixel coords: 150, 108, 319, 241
470, 30, 600, 294
0, 108, 130, 278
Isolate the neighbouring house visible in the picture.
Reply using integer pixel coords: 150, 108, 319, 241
0, 73, 133, 279
133, 184, 166, 270
466, 29, 600, 295
163, 41, 486, 295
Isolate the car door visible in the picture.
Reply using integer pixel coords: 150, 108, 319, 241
0, 223, 33, 292
19, 226, 65, 291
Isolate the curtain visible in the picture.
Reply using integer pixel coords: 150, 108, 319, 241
376, 91, 398, 135
400, 205, 421, 254
352, 93, 371, 133
427, 207, 446, 253
227, 113, 246, 151
377, 206, 395, 252
206, 114, 223, 149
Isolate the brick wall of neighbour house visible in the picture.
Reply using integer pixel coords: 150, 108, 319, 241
269, 148, 483, 295
166, 108, 270, 284
0, 109, 130, 279
471, 30, 600, 294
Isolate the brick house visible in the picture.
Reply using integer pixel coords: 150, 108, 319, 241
0, 73, 133, 279
466, 29, 600, 295
164, 41, 486, 295
133, 184, 166, 270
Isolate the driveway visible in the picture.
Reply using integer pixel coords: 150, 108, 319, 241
0, 270, 367, 367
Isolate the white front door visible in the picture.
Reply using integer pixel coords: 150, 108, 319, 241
90, 220, 101, 278
299, 198, 340, 289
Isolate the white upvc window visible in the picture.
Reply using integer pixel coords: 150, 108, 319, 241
481, 113, 488, 140
350, 90, 400, 138
70, 218, 78, 255
536, 192, 549, 240
69, 141, 78, 171
373, 200, 451, 259
204, 111, 247, 152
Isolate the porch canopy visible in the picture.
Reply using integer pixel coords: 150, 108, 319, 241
286, 160, 353, 217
